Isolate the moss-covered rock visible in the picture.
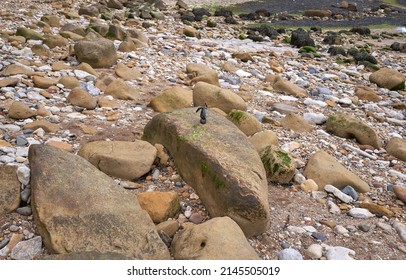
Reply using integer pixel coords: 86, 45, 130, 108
326, 113, 381, 149
260, 145, 296, 183
143, 108, 270, 237
227, 109, 262, 136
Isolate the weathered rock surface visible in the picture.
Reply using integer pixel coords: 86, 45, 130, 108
8, 101, 37, 119
227, 109, 262, 136
326, 113, 381, 149
249, 130, 279, 153
149, 86, 193, 112
78, 140, 157, 180
369, 68, 405, 90
186, 63, 219, 86
386, 137, 406, 162
67, 87, 98, 110
28, 144, 170, 259
280, 113, 314, 133
137, 191, 180, 223
115, 62, 142, 81
267, 75, 307, 98
304, 150, 370, 193
104, 79, 139, 100
260, 145, 296, 183
74, 38, 117, 68
193, 82, 247, 114
43, 251, 132, 260
0, 165, 21, 214
171, 217, 260, 260
143, 108, 270, 237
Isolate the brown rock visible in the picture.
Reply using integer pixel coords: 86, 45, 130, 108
227, 109, 262, 136
394, 185, 406, 203
28, 144, 170, 259
369, 68, 405, 90
304, 10, 332, 17
232, 52, 253, 62
193, 82, 246, 113
303, 150, 370, 193
58, 76, 79, 89
23, 120, 59, 133
97, 96, 119, 108
137, 191, 180, 223
171, 217, 260, 260
0, 77, 19, 87
386, 137, 406, 162
67, 87, 98, 110
104, 79, 139, 100
115, 62, 142, 81
249, 130, 279, 153
301, 179, 319, 192
8, 101, 36, 119
77, 140, 157, 180
326, 113, 381, 149
1, 64, 34, 76
186, 63, 219, 86
156, 220, 180, 237
52, 62, 72, 71
355, 86, 381, 102
32, 76, 58, 89
183, 26, 200, 38
360, 202, 394, 218
0, 165, 21, 214
149, 86, 193, 113
76, 62, 99, 77
280, 113, 314, 133
118, 38, 147, 52
31, 45, 52, 57
43, 34, 69, 48
74, 38, 117, 68
267, 75, 307, 98
46, 141, 73, 152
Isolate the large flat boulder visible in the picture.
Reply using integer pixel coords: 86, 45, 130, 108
28, 144, 170, 259
303, 150, 370, 193
171, 217, 260, 260
143, 108, 270, 237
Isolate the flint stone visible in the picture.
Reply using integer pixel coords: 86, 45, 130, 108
143, 108, 270, 237
171, 217, 260, 260
304, 150, 370, 193
28, 144, 170, 259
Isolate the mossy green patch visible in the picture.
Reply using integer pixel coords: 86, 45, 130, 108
275, 150, 292, 166
228, 109, 246, 124
392, 81, 405, 91
201, 160, 226, 189
178, 124, 205, 142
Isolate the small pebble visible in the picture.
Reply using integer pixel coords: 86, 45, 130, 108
277, 248, 303, 260
311, 232, 327, 241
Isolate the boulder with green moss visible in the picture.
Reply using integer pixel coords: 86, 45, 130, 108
369, 68, 405, 91
260, 145, 296, 183
143, 107, 270, 237
227, 109, 262, 136
326, 113, 381, 149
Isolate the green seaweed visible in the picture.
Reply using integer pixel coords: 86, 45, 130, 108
228, 110, 246, 124
201, 160, 226, 189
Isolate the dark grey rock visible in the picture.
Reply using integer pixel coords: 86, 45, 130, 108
342, 185, 359, 201
291, 28, 315, 48
16, 206, 32, 216
277, 248, 303, 260
311, 232, 327, 241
